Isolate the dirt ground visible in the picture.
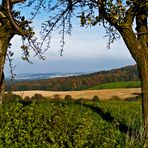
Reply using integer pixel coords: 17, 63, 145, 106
13, 88, 141, 100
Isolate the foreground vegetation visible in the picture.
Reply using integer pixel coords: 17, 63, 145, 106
0, 93, 145, 147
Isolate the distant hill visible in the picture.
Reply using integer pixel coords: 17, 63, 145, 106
6, 65, 140, 91
6, 72, 87, 80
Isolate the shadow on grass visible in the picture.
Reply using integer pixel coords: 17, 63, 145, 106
75, 101, 137, 136
3, 97, 138, 137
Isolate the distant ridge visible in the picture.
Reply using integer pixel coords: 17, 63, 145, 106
7, 72, 87, 80
6, 65, 139, 91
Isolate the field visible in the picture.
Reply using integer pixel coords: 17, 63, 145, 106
89, 81, 141, 90
0, 96, 144, 147
13, 88, 141, 100
2, 84, 144, 147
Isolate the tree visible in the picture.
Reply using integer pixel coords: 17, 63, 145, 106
0, 0, 46, 104
0, 0, 147, 144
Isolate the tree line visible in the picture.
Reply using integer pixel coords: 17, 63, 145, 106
6, 65, 139, 91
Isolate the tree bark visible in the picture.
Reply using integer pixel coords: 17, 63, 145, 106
137, 55, 148, 145
0, 0, 25, 104
0, 25, 14, 104
0, 37, 9, 105
0, 72, 4, 104
119, 21, 148, 143
135, 13, 148, 145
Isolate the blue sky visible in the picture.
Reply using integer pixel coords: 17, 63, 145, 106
4, 1, 136, 76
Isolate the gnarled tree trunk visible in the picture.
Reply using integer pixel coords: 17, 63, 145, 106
0, 26, 14, 104
0, 0, 30, 104
119, 14, 148, 142
137, 54, 148, 144
98, 1, 147, 142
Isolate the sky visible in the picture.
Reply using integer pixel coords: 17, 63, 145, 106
4, 1, 136, 76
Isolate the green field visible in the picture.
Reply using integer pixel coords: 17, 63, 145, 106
89, 81, 141, 90
0, 93, 145, 147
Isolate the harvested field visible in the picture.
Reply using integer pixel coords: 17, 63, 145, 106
13, 88, 141, 100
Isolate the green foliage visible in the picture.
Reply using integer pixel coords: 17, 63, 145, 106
92, 101, 143, 130
0, 97, 145, 147
89, 81, 141, 90
0, 99, 125, 147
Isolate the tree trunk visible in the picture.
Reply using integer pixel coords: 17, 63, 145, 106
119, 24, 148, 143
0, 38, 8, 105
0, 72, 4, 104
0, 28, 13, 105
137, 55, 148, 146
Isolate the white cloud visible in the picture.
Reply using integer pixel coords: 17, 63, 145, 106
45, 27, 134, 62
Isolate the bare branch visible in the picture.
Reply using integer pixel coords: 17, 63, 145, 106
0, 12, 6, 18
5, 0, 25, 35
39, 7, 70, 50
11, 0, 25, 4
30, 0, 46, 20
6, 50, 16, 80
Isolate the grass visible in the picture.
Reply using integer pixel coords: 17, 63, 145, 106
0, 93, 145, 147
89, 81, 141, 90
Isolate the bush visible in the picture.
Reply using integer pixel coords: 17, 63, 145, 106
125, 96, 141, 102
76, 98, 86, 104
0, 100, 125, 147
24, 96, 31, 101
124, 93, 141, 102
92, 95, 100, 102
53, 94, 61, 100
109, 95, 120, 101
31, 93, 46, 101
3, 92, 22, 103
64, 95, 73, 101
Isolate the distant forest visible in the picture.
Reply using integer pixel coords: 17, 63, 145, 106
6, 65, 140, 91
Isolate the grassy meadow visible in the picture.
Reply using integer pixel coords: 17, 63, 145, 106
89, 81, 141, 90
0, 92, 145, 147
